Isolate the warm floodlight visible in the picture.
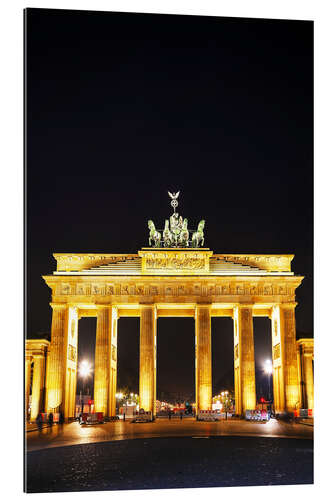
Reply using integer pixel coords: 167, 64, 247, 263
264, 359, 273, 402
79, 360, 91, 379
264, 359, 273, 374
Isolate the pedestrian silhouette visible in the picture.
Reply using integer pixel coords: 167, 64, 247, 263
58, 412, 64, 433
36, 413, 43, 435
47, 412, 53, 433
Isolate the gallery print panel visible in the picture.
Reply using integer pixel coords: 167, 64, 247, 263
25, 8, 313, 493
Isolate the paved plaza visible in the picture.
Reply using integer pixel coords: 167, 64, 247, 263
26, 417, 313, 451
26, 434, 313, 493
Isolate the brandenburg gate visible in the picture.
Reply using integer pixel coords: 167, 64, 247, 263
27, 192, 312, 420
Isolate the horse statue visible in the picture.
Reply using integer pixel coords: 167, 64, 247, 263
163, 220, 173, 247
191, 220, 205, 247
148, 220, 161, 247
179, 218, 189, 247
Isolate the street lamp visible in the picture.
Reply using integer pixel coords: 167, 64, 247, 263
264, 359, 273, 401
78, 360, 92, 413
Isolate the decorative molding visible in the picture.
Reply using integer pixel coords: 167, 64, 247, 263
273, 343, 281, 360
67, 344, 76, 362
139, 249, 212, 274
215, 254, 294, 272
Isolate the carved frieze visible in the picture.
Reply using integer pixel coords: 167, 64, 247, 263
92, 284, 104, 295
61, 283, 71, 295
70, 319, 76, 340
273, 343, 281, 360
57, 279, 298, 298
146, 255, 205, 270
234, 344, 239, 360
273, 320, 278, 338
106, 285, 114, 295
139, 249, 212, 274
76, 285, 85, 295
67, 344, 76, 362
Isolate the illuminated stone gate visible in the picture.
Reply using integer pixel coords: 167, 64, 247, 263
26, 194, 312, 420
38, 248, 306, 419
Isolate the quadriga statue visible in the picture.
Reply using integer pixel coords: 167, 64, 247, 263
163, 220, 173, 247
191, 220, 205, 247
148, 220, 162, 247
179, 218, 189, 247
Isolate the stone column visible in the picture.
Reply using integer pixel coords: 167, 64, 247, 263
233, 305, 256, 415
94, 306, 111, 415
195, 305, 212, 412
63, 306, 79, 420
108, 306, 118, 417
271, 304, 299, 414
25, 356, 32, 419
45, 304, 68, 412
303, 354, 314, 410
30, 356, 45, 420
139, 305, 157, 415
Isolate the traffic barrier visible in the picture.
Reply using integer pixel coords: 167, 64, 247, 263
245, 410, 269, 421
80, 412, 104, 424
197, 410, 224, 421
132, 410, 153, 422
294, 408, 313, 419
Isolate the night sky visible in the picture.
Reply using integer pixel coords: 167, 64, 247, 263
26, 9, 313, 401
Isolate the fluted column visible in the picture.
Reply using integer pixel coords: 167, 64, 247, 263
108, 306, 118, 417
45, 304, 68, 412
195, 305, 212, 411
94, 306, 111, 415
271, 304, 299, 414
303, 354, 314, 410
30, 356, 44, 420
139, 305, 157, 415
233, 305, 256, 415
25, 356, 32, 419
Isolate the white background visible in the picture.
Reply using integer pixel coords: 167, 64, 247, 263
0, 1, 332, 499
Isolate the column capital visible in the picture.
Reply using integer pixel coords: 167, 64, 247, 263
49, 302, 67, 310
111, 305, 118, 320
195, 303, 212, 308
274, 302, 297, 310
233, 303, 254, 313
67, 304, 79, 312
95, 304, 111, 309
139, 303, 157, 311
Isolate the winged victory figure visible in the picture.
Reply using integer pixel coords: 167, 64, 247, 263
168, 191, 180, 201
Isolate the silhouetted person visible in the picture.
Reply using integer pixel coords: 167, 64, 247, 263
168, 410, 171, 420
36, 413, 43, 434
180, 412, 183, 420
123, 412, 126, 421
48, 412, 53, 432
59, 412, 64, 433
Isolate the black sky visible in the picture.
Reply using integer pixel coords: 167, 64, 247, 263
26, 9, 313, 400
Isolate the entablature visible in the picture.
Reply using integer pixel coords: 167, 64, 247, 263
43, 273, 303, 301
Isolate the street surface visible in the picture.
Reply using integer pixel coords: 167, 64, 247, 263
26, 417, 312, 451
26, 435, 313, 492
